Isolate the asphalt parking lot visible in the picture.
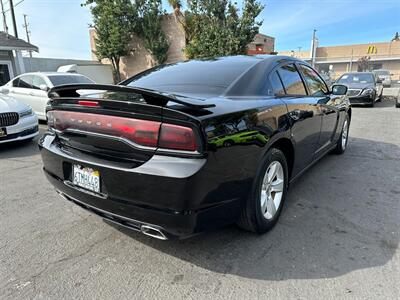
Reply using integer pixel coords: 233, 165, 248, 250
1, 98, 399, 299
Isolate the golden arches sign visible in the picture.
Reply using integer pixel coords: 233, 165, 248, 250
367, 45, 377, 54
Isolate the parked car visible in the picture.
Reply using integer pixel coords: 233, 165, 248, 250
39, 56, 351, 240
373, 69, 392, 87
336, 72, 383, 107
0, 93, 38, 144
396, 88, 400, 108
0, 72, 94, 120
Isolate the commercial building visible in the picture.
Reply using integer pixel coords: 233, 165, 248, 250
279, 39, 400, 81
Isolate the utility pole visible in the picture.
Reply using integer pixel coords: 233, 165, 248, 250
0, 0, 8, 34
9, 0, 25, 74
23, 14, 32, 58
349, 48, 353, 72
311, 29, 317, 67
297, 46, 302, 58
9, 0, 18, 37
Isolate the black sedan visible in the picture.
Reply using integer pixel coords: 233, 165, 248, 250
39, 55, 351, 240
336, 72, 383, 107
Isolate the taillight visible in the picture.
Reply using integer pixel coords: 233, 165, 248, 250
47, 111, 160, 147
47, 110, 198, 151
159, 124, 197, 151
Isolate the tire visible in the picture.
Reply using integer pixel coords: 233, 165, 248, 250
396, 101, 400, 108
223, 140, 233, 147
332, 114, 350, 155
237, 148, 288, 233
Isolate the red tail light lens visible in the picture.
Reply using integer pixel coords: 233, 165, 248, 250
48, 111, 160, 147
47, 111, 198, 151
159, 124, 197, 151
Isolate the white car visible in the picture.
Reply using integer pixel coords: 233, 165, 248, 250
0, 93, 38, 144
0, 72, 94, 120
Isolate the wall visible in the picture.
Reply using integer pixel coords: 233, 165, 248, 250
247, 34, 275, 54
23, 57, 101, 73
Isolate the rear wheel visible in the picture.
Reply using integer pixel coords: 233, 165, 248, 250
332, 115, 349, 154
237, 148, 288, 233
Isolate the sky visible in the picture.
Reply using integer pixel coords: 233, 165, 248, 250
3, 0, 400, 60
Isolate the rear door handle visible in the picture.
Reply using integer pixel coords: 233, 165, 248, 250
29, 92, 34, 96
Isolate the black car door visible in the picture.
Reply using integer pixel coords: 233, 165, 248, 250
297, 63, 339, 155
271, 63, 322, 176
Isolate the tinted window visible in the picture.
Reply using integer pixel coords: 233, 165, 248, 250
268, 71, 285, 96
299, 65, 328, 96
124, 59, 257, 95
48, 75, 93, 86
32, 75, 47, 90
15, 75, 33, 89
277, 64, 307, 96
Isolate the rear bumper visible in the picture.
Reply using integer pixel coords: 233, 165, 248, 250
39, 133, 245, 238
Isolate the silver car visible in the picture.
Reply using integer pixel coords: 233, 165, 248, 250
373, 69, 392, 87
0, 94, 39, 144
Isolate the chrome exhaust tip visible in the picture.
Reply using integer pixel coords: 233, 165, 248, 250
141, 225, 168, 240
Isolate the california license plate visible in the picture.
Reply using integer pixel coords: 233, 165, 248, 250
72, 165, 101, 193
0, 127, 7, 137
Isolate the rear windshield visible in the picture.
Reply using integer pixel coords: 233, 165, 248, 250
374, 70, 390, 76
337, 73, 374, 84
124, 60, 255, 96
48, 75, 93, 86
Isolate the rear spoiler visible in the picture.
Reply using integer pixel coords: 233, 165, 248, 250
48, 84, 216, 109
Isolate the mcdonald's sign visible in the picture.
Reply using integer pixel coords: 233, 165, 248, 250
367, 45, 377, 54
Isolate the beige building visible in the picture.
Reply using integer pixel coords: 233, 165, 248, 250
89, 14, 275, 81
279, 40, 400, 81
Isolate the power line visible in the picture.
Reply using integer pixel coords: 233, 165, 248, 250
4, 0, 24, 13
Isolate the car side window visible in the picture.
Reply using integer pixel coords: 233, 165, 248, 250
299, 65, 328, 96
268, 71, 285, 96
12, 78, 19, 87
32, 75, 47, 90
277, 64, 307, 96
15, 75, 33, 89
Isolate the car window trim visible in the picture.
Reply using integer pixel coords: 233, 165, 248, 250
16, 74, 33, 89
277, 62, 309, 98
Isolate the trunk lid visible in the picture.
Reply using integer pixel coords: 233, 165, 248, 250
47, 84, 212, 168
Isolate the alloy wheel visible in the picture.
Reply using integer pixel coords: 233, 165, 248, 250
342, 119, 349, 150
260, 161, 284, 220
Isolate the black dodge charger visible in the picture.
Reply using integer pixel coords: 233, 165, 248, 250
39, 55, 351, 240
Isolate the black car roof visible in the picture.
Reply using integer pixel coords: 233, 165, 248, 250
123, 55, 303, 98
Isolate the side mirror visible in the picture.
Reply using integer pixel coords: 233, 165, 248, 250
376, 78, 383, 84
39, 84, 49, 92
332, 84, 348, 96
0, 86, 9, 94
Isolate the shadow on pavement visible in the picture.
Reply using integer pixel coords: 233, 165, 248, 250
115, 136, 400, 280
0, 137, 40, 160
